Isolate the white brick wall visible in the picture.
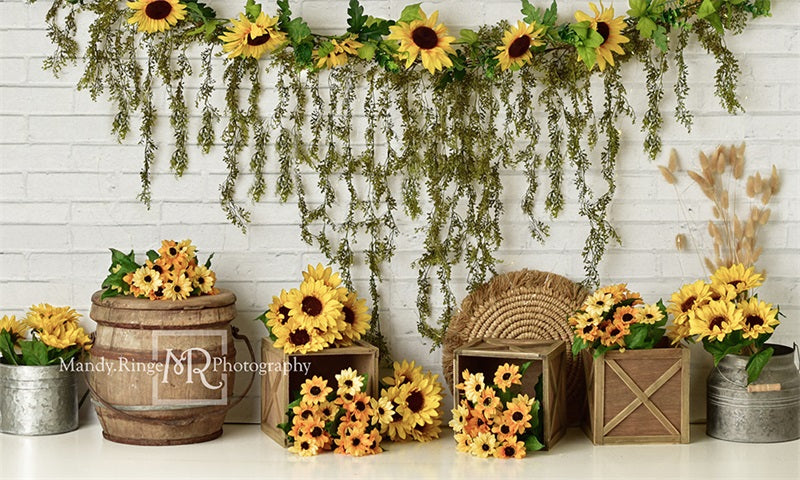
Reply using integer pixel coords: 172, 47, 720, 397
1, 1, 798, 422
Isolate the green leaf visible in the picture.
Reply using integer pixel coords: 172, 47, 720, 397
294, 41, 313, 65
399, 4, 422, 23
627, 0, 648, 18
703, 333, 751, 365
637, 17, 657, 38
524, 434, 545, 452
697, 0, 723, 33
20, 340, 49, 366
347, 0, 366, 33
360, 17, 392, 41
625, 323, 650, 350
542, 1, 558, 26
287, 17, 312, 44
518, 360, 533, 376
572, 336, 588, 356
652, 25, 668, 51
245, 0, 262, 22
520, 0, 540, 24
277, 0, 292, 28
184, 0, 217, 23
357, 43, 376, 60
458, 29, 479, 45
204, 252, 214, 269
576, 46, 596, 69
146, 249, 159, 262
0, 330, 20, 365
746, 347, 774, 384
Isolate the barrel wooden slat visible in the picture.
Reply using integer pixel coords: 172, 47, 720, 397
89, 289, 237, 446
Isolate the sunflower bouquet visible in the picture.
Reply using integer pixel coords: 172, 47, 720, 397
258, 264, 370, 354
0, 305, 92, 366
100, 239, 217, 301
451, 363, 544, 459
378, 360, 444, 443
569, 284, 669, 357
667, 263, 780, 384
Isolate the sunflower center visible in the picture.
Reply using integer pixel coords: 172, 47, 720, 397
356, 400, 367, 412
583, 325, 594, 334
728, 280, 743, 288
680, 296, 696, 312
481, 443, 490, 451
344, 379, 353, 387
504, 446, 516, 457
311, 426, 323, 437
352, 438, 361, 447
596, 22, 610, 43
301, 409, 312, 419
248, 32, 271, 46
343, 393, 354, 402
709, 316, 726, 330
153, 287, 164, 297
745, 315, 764, 328
392, 411, 403, 422
407, 390, 424, 413
168, 246, 178, 256
378, 407, 385, 415
411, 26, 439, 49
609, 327, 620, 336
512, 411, 524, 422
622, 313, 634, 322
310, 386, 321, 396
482, 397, 492, 406
502, 372, 511, 380
174, 285, 182, 293
476, 418, 485, 427
278, 306, 291, 323
508, 35, 532, 58
145, 1, 173, 21
153, 265, 163, 274
343, 306, 355, 325
289, 329, 310, 345
197, 277, 204, 284
302, 296, 323, 316
144, 275, 152, 283
300, 441, 310, 450
500, 424, 510, 434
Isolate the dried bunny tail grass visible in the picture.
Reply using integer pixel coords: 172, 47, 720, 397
716, 149, 727, 174
688, 170, 710, 189
733, 214, 742, 239
712, 206, 721, 219
727, 145, 737, 166
746, 176, 756, 198
769, 165, 780, 194
720, 190, 729, 210
744, 219, 755, 239
704, 257, 717, 272
750, 206, 760, 222
668, 149, 680, 173
675, 233, 687, 251
733, 148, 745, 179
659, 165, 677, 185
759, 208, 771, 225
761, 190, 772, 205
699, 151, 710, 172
753, 173, 763, 194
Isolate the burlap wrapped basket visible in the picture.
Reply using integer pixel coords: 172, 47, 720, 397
442, 269, 589, 424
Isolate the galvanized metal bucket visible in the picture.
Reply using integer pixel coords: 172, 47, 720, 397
0, 363, 79, 435
707, 343, 800, 443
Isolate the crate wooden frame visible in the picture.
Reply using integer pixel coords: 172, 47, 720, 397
582, 346, 690, 445
260, 338, 379, 446
453, 338, 567, 450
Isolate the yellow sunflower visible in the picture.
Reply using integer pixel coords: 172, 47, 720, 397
636, 303, 663, 325
383, 359, 424, 387
0, 315, 27, 340
493, 363, 522, 392
387, 8, 456, 73
335, 367, 364, 397
265, 289, 292, 331
505, 394, 534, 434
343, 391, 373, 422
570, 311, 601, 343
367, 429, 383, 454
455, 432, 472, 453
371, 396, 395, 431
285, 280, 343, 330
449, 403, 469, 433
315, 36, 364, 69
288, 435, 320, 456
410, 417, 442, 442
613, 305, 637, 324
495, 20, 544, 71
157, 239, 188, 271
475, 388, 501, 418
190, 265, 215, 294
25, 304, 80, 329
495, 436, 526, 459
596, 283, 628, 303
127, 0, 186, 33
131, 265, 162, 297
220, 12, 287, 60
176, 238, 197, 260
737, 297, 779, 340
300, 376, 332, 404
710, 264, 764, 295
317, 401, 339, 423
38, 322, 91, 350
667, 321, 691, 346
469, 432, 498, 458
574, 2, 630, 71
339, 429, 371, 457
162, 273, 193, 301
457, 369, 486, 404
599, 318, 630, 348
336, 292, 371, 346
668, 280, 712, 325
584, 290, 614, 317
689, 300, 744, 342
382, 385, 415, 440
291, 401, 319, 423
491, 419, 515, 442
396, 376, 442, 427
273, 324, 326, 354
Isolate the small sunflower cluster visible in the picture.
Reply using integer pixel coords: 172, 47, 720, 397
101, 239, 217, 301
0, 305, 92, 366
451, 363, 544, 459
667, 264, 780, 383
259, 264, 370, 354
569, 284, 668, 357
379, 360, 444, 443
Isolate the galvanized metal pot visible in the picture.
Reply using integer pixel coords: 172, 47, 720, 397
707, 343, 800, 443
0, 363, 79, 435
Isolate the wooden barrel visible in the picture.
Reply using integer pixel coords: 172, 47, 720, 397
89, 289, 237, 446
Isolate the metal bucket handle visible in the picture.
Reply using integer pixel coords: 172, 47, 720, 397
86, 325, 256, 426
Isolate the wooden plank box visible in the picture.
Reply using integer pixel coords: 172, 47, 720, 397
260, 338, 379, 446
453, 338, 567, 450
582, 346, 690, 445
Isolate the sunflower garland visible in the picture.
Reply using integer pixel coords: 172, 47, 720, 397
453, 363, 544, 459
101, 239, 218, 301
281, 362, 443, 457
258, 264, 372, 354
35, 0, 772, 354
570, 284, 669, 357
667, 263, 781, 384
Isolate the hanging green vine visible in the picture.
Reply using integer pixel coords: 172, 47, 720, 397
30, 0, 772, 351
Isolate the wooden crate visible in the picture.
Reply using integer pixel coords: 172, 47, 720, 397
260, 338, 379, 446
582, 346, 690, 445
453, 338, 567, 450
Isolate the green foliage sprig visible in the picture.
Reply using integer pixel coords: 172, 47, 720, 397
29, 0, 771, 349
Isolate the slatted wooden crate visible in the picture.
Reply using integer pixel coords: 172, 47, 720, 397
260, 338, 379, 446
453, 338, 567, 450
582, 346, 690, 445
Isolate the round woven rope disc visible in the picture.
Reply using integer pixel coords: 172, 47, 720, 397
442, 269, 589, 422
